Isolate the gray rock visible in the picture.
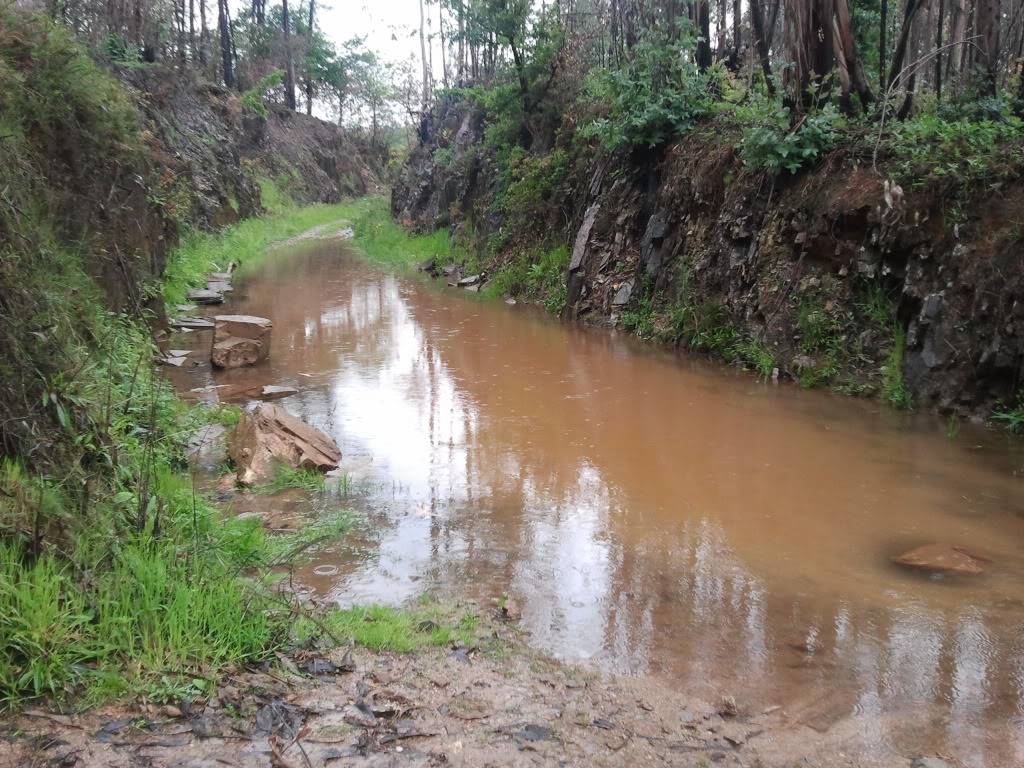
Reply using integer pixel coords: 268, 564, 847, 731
170, 316, 215, 330
457, 274, 481, 287
612, 279, 635, 307
187, 288, 224, 304
911, 758, 953, 768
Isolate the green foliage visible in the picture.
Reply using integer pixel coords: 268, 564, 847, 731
619, 275, 775, 376
889, 111, 1024, 185
583, 30, 715, 149
298, 603, 478, 652
493, 149, 570, 233
739, 104, 843, 174
882, 325, 912, 409
255, 464, 327, 495
241, 69, 285, 117
485, 245, 569, 313
991, 393, 1024, 433
341, 196, 466, 270
162, 183, 365, 305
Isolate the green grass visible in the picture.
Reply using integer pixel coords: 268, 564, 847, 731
162, 185, 359, 305
341, 196, 463, 270
882, 326, 912, 410
298, 603, 479, 652
254, 464, 328, 495
992, 393, 1024, 433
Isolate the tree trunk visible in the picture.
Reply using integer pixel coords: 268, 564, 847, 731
834, 0, 875, 109
718, 0, 728, 57
750, 0, 776, 93
305, 0, 316, 115
419, 0, 430, 108
733, 0, 742, 51
973, 0, 1000, 93
785, 0, 836, 107
282, 0, 297, 110
935, 0, 944, 98
880, 0, 888, 84
217, 0, 233, 87
697, 0, 713, 70
945, 0, 966, 80
198, 0, 207, 65
439, 1, 449, 87
887, 0, 924, 91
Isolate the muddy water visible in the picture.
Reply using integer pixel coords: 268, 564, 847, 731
169, 242, 1024, 766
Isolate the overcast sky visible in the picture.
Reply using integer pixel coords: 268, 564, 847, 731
316, 0, 425, 70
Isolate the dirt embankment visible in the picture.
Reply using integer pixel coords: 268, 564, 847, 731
392, 98, 1024, 417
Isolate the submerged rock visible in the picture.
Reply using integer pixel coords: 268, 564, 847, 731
893, 544, 987, 575
187, 288, 224, 304
210, 314, 272, 369
228, 403, 341, 486
211, 337, 263, 368
259, 384, 298, 400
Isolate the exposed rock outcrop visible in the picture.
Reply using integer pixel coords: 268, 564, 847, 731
392, 96, 1024, 417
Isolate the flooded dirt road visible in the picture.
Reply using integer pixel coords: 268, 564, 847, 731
168, 242, 1024, 766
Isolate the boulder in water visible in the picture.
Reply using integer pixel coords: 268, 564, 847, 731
893, 543, 987, 575
228, 403, 341, 486
210, 315, 272, 368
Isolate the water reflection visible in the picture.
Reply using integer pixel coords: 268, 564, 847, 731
169, 244, 1024, 765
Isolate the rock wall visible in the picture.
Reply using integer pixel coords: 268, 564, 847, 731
392, 99, 1023, 416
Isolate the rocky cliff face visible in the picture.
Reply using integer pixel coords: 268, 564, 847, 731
121, 66, 382, 233
392, 98, 1023, 417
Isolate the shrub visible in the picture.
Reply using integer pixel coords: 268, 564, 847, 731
241, 69, 285, 117
582, 29, 715, 150
739, 104, 843, 174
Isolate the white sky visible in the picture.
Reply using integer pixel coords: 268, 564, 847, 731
317, 0, 424, 69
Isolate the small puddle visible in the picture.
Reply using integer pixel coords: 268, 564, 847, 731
165, 241, 1024, 766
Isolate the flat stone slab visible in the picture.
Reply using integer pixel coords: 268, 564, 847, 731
209, 271, 234, 280
187, 288, 224, 304
155, 355, 188, 367
259, 385, 298, 400
169, 317, 215, 330
207, 280, 233, 293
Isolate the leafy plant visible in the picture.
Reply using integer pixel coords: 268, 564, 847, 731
992, 392, 1024, 433
583, 29, 715, 150
739, 104, 843, 174
241, 69, 285, 118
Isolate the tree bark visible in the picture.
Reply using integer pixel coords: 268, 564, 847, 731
217, 0, 233, 87
697, 0, 713, 71
282, 0, 297, 110
973, 0, 1000, 93
306, 0, 316, 115
935, 0, 944, 98
419, 0, 430, 108
750, 0, 776, 93
834, 0, 875, 109
880, 0, 888, 84
733, 0, 742, 51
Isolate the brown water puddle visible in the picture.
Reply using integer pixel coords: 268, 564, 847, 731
166, 241, 1024, 767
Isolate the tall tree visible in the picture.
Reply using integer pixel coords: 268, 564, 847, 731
419, 0, 431, 108
973, 0, 1000, 92
306, 0, 317, 115
282, 0, 297, 110
217, 0, 233, 86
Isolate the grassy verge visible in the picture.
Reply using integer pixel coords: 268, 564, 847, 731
334, 195, 462, 271
0, 191, 479, 711
164, 194, 463, 305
